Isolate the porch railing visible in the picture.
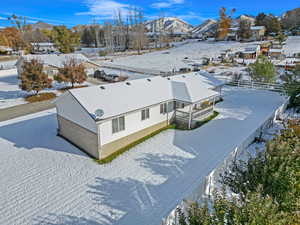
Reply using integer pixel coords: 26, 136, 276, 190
193, 106, 214, 119
175, 110, 190, 122
175, 106, 214, 122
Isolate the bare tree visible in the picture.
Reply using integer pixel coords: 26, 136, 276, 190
131, 7, 148, 54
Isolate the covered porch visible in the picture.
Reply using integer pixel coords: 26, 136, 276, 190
174, 95, 218, 129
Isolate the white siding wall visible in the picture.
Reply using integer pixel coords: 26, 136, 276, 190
98, 102, 175, 146
56, 92, 97, 133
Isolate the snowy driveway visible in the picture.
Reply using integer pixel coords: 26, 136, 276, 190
0, 87, 286, 225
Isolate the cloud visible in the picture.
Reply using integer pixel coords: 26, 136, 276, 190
76, 0, 132, 19
177, 12, 210, 22
151, 0, 184, 9
0, 16, 7, 20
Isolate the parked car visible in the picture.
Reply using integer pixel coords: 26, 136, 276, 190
179, 67, 192, 73
94, 70, 106, 79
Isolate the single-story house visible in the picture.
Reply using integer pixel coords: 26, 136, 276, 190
241, 45, 261, 59
55, 73, 224, 159
31, 42, 57, 54
227, 26, 265, 41
250, 26, 266, 41
16, 53, 100, 78
0, 46, 13, 55
269, 49, 284, 59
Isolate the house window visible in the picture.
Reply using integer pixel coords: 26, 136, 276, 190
167, 102, 174, 112
112, 116, 125, 133
160, 103, 167, 114
176, 102, 185, 109
141, 108, 150, 120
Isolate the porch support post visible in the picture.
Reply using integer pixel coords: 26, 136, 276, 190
212, 96, 216, 111
188, 104, 193, 129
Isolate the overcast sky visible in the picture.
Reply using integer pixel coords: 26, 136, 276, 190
0, 0, 299, 27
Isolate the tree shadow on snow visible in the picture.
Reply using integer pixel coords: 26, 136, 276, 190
0, 113, 88, 157
0, 90, 25, 100
33, 177, 161, 225
0, 74, 19, 85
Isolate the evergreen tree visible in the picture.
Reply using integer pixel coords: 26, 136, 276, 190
249, 55, 276, 82
54, 58, 87, 88
19, 59, 52, 95
284, 65, 300, 107
255, 13, 282, 35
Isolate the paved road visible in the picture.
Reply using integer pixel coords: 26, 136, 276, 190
0, 100, 55, 122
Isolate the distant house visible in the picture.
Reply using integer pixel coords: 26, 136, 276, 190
227, 27, 239, 41
271, 41, 283, 50
31, 42, 57, 54
0, 46, 13, 55
241, 45, 261, 59
250, 26, 266, 41
16, 53, 99, 77
269, 49, 284, 59
55, 73, 224, 159
227, 26, 265, 41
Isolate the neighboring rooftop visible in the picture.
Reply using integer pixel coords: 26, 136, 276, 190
251, 26, 265, 30
17, 54, 90, 68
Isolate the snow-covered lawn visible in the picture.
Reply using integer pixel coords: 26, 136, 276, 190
0, 87, 286, 225
0, 69, 93, 109
97, 41, 262, 72
0, 69, 27, 109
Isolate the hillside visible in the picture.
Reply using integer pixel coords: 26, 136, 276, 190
145, 17, 193, 33
30, 21, 53, 30
191, 19, 217, 36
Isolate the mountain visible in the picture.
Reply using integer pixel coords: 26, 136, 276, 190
191, 19, 217, 36
31, 21, 53, 30
145, 17, 193, 33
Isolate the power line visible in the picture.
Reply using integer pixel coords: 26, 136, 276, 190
0, 12, 78, 26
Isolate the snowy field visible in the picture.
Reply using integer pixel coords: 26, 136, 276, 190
97, 41, 261, 72
283, 36, 300, 56
0, 87, 286, 225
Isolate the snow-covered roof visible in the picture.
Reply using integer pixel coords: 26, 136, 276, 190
269, 49, 282, 53
67, 73, 220, 120
18, 54, 90, 68
31, 42, 55, 46
251, 26, 265, 30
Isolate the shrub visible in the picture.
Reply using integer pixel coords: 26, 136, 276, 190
99, 50, 107, 57
25, 92, 56, 103
249, 55, 276, 83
